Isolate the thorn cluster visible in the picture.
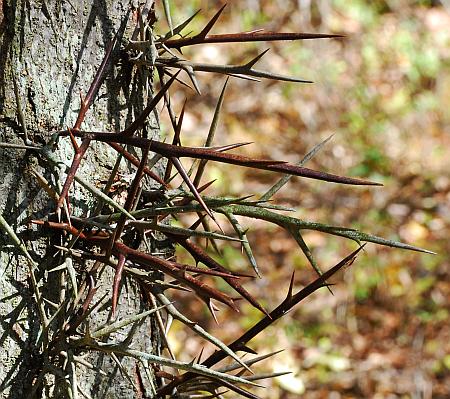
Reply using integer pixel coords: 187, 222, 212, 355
0, 3, 432, 398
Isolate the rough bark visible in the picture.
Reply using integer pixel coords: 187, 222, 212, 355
0, 1, 162, 397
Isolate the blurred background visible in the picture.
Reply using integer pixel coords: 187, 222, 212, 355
157, 1, 449, 398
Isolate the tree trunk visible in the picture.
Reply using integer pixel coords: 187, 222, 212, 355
0, 1, 162, 397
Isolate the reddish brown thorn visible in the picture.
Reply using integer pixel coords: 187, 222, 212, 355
188, 215, 205, 231
134, 362, 145, 399
79, 91, 87, 111
200, 4, 227, 38
232, 247, 366, 358
196, 179, 216, 193
154, 370, 176, 381
67, 127, 79, 153
82, 274, 97, 314
112, 253, 126, 317
109, 144, 150, 251
165, 245, 366, 393
165, 29, 343, 48
115, 242, 238, 312
67, 133, 381, 186
74, 33, 118, 130
148, 141, 381, 186
64, 195, 72, 226
56, 138, 91, 210
32, 219, 109, 242
172, 236, 269, 316
57, 34, 118, 210
32, 219, 88, 239
236, 345, 258, 355
108, 142, 166, 187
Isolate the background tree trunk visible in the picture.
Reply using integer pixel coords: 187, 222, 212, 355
0, 1, 162, 397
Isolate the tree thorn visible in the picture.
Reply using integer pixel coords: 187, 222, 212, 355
198, 4, 227, 39
112, 253, 126, 317
245, 48, 270, 68
207, 300, 220, 325
67, 127, 79, 153
286, 272, 295, 300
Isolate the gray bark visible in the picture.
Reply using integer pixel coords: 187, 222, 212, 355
0, 1, 162, 397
